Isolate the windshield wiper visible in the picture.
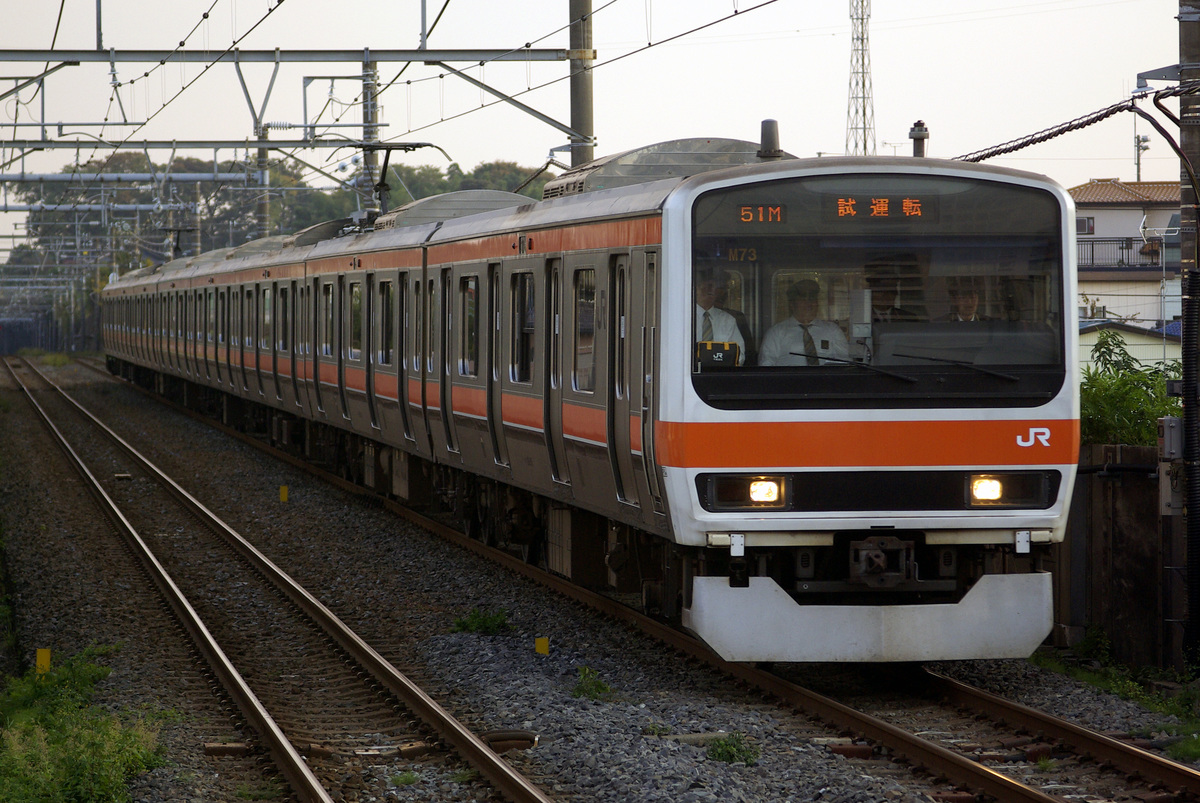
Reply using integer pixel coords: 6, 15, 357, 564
893, 351, 1019, 381
789, 353, 917, 382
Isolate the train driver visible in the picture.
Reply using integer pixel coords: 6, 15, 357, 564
939, 277, 990, 322
694, 270, 746, 365
759, 279, 850, 366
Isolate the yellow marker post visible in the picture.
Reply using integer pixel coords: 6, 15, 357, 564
280, 485, 289, 503
35, 648, 50, 676
534, 637, 549, 656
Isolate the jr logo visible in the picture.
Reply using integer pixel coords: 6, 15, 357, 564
1017, 427, 1051, 447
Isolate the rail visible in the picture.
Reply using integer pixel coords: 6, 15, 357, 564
14, 357, 551, 803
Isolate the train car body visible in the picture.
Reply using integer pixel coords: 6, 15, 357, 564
103, 139, 1078, 663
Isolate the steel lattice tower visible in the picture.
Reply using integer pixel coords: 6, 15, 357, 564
845, 0, 876, 155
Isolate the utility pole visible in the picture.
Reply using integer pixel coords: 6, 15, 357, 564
362, 59, 380, 211
256, 130, 270, 238
569, 0, 595, 166
1178, 0, 1200, 661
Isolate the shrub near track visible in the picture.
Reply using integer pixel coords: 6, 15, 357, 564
0, 647, 164, 801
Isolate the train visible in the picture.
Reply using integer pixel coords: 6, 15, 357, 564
102, 124, 1080, 662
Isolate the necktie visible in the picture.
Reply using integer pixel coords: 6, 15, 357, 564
701, 310, 713, 342
802, 324, 818, 366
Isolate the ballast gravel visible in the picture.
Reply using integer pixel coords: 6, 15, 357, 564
0, 362, 1186, 802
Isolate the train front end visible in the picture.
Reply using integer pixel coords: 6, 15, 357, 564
658, 158, 1078, 662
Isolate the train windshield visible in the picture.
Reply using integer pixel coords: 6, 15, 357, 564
690, 172, 1066, 409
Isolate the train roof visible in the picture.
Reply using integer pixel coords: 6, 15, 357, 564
104, 153, 1066, 294
541, 137, 795, 198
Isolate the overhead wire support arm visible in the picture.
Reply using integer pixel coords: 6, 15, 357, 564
0, 61, 79, 103
0, 49, 570, 64
429, 60, 593, 145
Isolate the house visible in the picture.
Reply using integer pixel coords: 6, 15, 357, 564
1070, 178, 1180, 331
1079, 319, 1180, 371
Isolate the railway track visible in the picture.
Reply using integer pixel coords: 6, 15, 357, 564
4, 356, 550, 803
72, 356, 1200, 801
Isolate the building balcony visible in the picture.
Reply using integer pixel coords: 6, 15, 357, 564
1077, 236, 1167, 272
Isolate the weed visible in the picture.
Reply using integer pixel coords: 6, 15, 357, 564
1035, 755, 1056, 772
392, 770, 420, 786
235, 780, 283, 799
450, 768, 479, 783
706, 732, 760, 766
0, 646, 164, 802
38, 353, 70, 368
642, 722, 672, 736
572, 665, 614, 701
1169, 733, 1200, 763
451, 608, 511, 635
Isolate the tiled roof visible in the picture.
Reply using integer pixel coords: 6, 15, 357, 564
1069, 178, 1180, 205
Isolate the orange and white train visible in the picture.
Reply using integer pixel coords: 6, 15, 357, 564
103, 133, 1079, 662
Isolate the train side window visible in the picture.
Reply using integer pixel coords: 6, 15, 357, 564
511, 272, 535, 383
459, 275, 478, 377
277, 285, 289, 352
245, 288, 254, 349
261, 286, 272, 350
573, 268, 595, 393
379, 281, 393, 366
321, 283, 334, 357
348, 281, 363, 360
427, 279, 437, 374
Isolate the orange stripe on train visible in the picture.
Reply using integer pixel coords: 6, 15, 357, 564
655, 419, 1080, 469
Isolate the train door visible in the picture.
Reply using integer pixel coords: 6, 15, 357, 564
545, 258, 570, 484
202, 289, 212, 381
284, 280, 296, 405
439, 267, 459, 455
295, 282, 308, 412
165, 294, 175, 373
180, 293, 188, 376
316, 277, 334, 415
406, 272, 433, 458
608, 253, 638, 506
487, 262, 509, 467
232, 288, 244, 388
238, 284, 250, 391
252, 284, 265, 396
335, 275, 347, 418
365, 272, 379, 429
261, 283, 276, 399
218, 289, 228, 386
393, 273, 413, 441
638, 251, 665, 512
188, 291, 199, 378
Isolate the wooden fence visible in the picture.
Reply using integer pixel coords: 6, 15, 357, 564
1052, 444, 1185, 669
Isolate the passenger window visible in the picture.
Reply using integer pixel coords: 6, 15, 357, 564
277, 286, 289, 352
459, 275, 478, 377
348, 281, 363, 360
379, 281, 393, 366
511, 273, 535, 383
573, 269, 595, 392
322, 283, 335, 357
261, 287, 272, 350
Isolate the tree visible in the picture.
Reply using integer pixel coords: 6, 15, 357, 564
1080, 330, 1181, 446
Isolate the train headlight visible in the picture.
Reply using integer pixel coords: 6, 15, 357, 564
749, 480, 781, 503
709, 475, 788, 509
967, 472, 1053, 508
970, 476, 1004, 503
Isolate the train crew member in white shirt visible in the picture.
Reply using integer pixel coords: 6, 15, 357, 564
759, 279, 850, 366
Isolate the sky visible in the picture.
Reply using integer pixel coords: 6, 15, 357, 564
0, 0, 1185, 251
